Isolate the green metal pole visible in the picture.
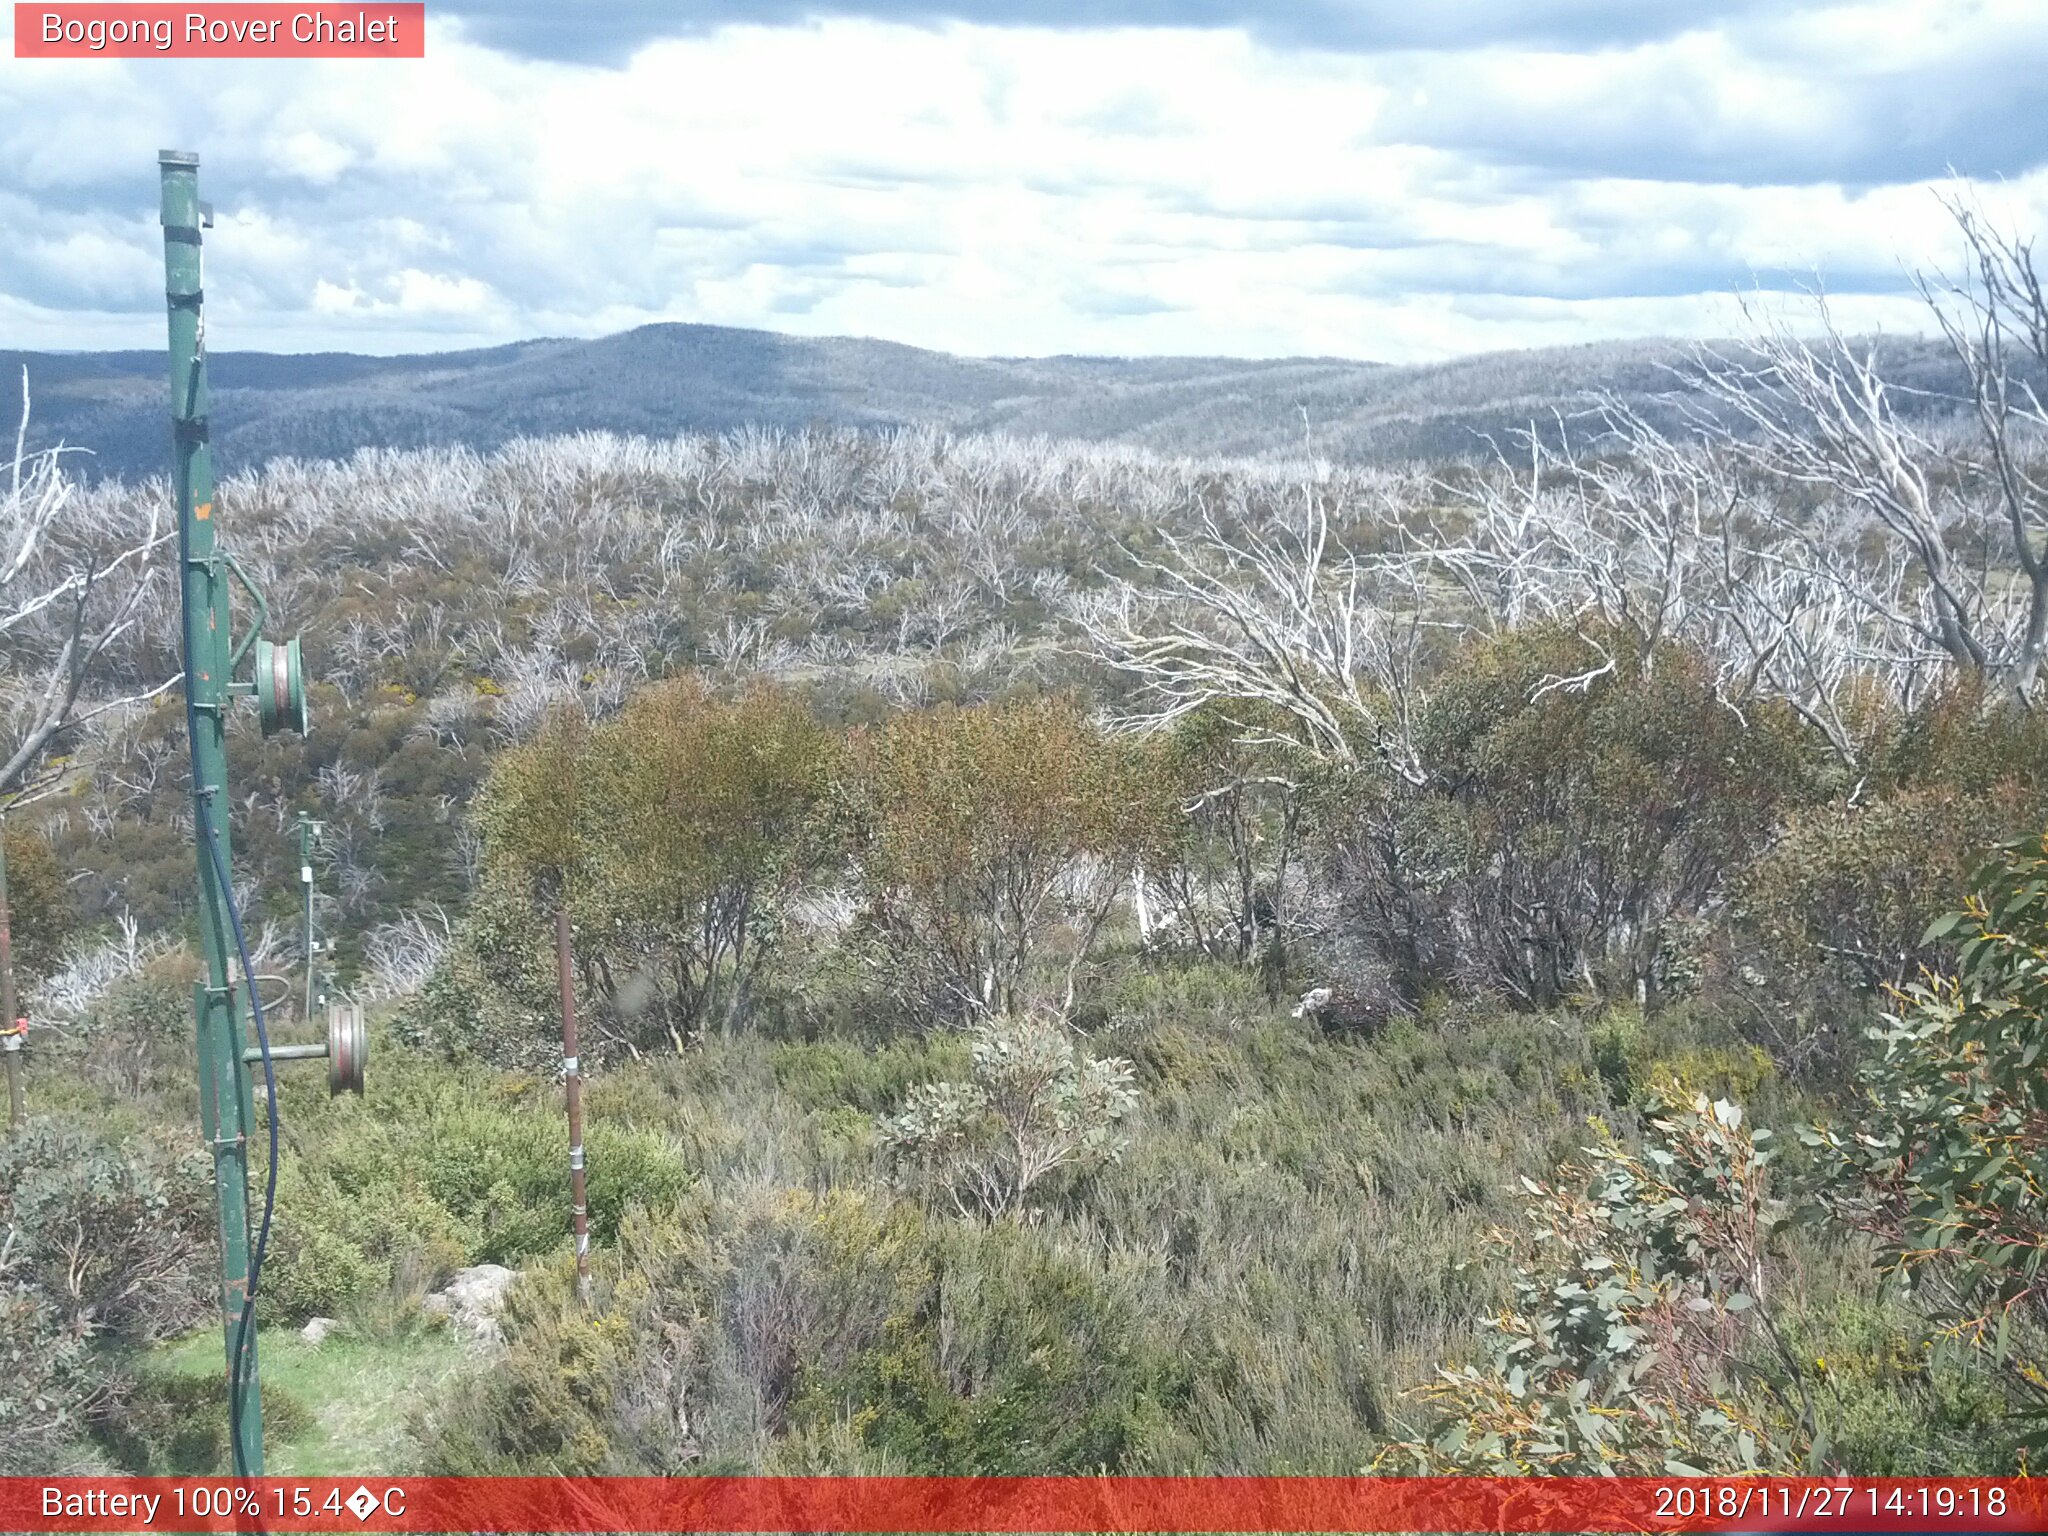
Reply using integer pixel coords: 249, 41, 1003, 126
160, 148, 264, 1475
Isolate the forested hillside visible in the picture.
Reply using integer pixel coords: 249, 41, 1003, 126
7, 212, 2048, 1480
0, 323, 1983, 482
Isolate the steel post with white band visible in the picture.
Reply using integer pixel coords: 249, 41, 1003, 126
555, 905, 592, 1304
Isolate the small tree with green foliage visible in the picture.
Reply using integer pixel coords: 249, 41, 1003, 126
582, 678, 839, 1042
416, 682, 839, 1059
2, 820, 73, 988
1338, 624, 1817, 1007
472, 701, 594, 909
845, 698, 1160, 1023
1736, 681, 2048, 1014
401, 705, 591, 1066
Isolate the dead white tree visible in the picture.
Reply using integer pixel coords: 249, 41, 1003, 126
1444, 403, 1931, 773
1694, 314, 1996, 679
359, 906, 455, 999
1689, 199, 2048, 709
1919, 190, 2048, 697
1077, 471, 1435, 782
1440, 404, 1738, 682
30, 909, 178, 1023
1, 373, 174, 801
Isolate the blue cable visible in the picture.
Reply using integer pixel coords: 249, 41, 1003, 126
202, 815, 280, 1480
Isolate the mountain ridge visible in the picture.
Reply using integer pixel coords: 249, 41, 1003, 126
0, 319, 1958, 481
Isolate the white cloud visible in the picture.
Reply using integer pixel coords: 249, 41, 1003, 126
274, 130, 355, 184
1, 2, 2044, 359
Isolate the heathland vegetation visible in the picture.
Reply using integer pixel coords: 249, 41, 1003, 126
6, 197, 2048, 1477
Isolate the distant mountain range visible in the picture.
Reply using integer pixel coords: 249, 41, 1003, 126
0, 321, 1968, 481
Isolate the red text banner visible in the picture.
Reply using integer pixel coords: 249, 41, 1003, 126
1, 1476, 2037, 1533
14, 5, 425, 57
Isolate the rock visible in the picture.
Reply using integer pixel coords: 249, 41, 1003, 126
423, 1263, 518, 1345
1290, 986, 1335, 1020
300, 1316, 342, 1345
1292, 968, 1409, 1039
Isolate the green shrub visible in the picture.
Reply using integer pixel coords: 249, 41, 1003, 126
769, 1035, 969, 1115
417, 1100, 691, 1264
879, 1012, 1137, 1220
423, 1183, 1193, 1476
1773, 1293, 2011, 1474
50, 965, 198, 1106
260, 1040, 693, 1319
1590, 1005, 1775, 1108
418, 1253, 637, 1475
1328, 623, 1819, 1007
1387, 1091, 1811, 1474
421, 1189, 923, 1475
1802, 833, 2048, 1454
395, 874, 559, 1072
0, 1121, 214, 1474
263, 1158, 471, 1322
2, 821, 74, 986
1730, 684, 2048, 1035
0, 1276, 105, 1473
264, 1220, 388, 1322
1083, 959, 1273, 1035
0, 1120, 212, 1343
1737, 787, 2016, 995
798, 1215, 1186, 1473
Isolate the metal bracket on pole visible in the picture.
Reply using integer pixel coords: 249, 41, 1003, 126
223, 551, 268, 676
239, 1003, 366, 1096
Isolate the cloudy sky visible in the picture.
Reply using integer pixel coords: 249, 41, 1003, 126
3, 0, 2046, 360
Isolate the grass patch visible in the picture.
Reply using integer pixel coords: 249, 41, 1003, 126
137, 1325, 473, 1475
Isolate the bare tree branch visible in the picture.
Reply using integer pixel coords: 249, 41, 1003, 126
1, 371, 173, 803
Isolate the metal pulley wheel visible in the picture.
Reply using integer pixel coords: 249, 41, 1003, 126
326, 1001, 366, 1096
253, 634, 310, 737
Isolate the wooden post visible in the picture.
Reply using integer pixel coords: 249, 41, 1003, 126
554, 905, 591, 1305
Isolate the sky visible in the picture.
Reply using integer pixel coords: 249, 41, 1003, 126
2, 0, 2046, 361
